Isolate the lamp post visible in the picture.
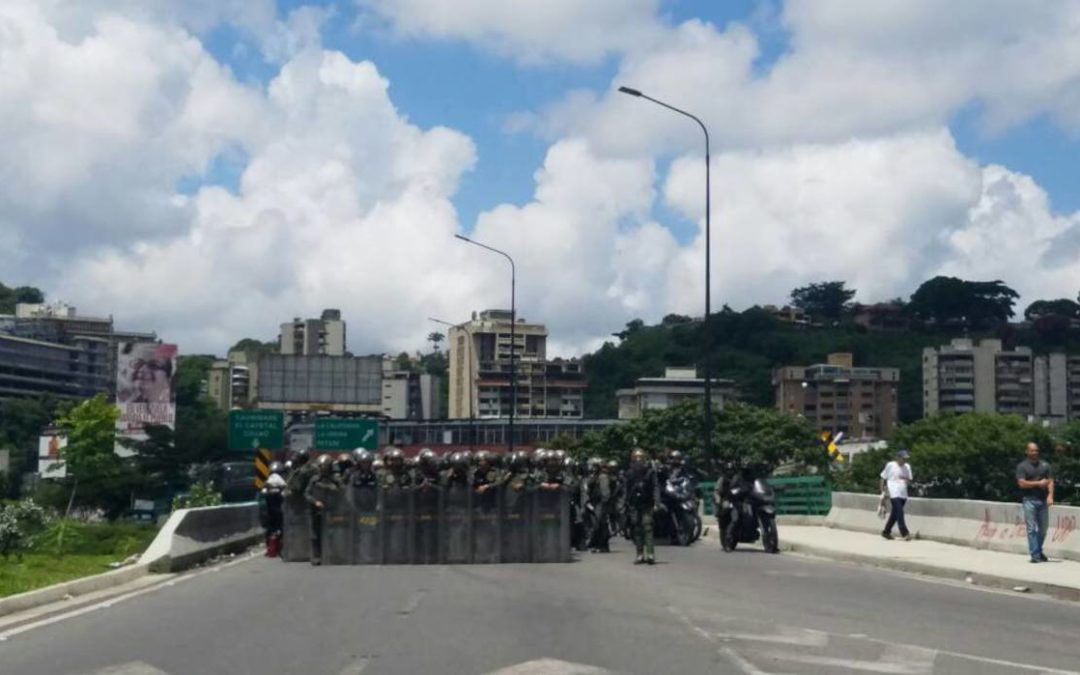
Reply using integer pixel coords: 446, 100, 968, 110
618, 85, 714, 463
454, 234, 517, 454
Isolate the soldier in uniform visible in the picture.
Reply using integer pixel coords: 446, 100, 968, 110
607, 459, 626, 539
441, 451, 471, 488
304, 454, 341, 566
334, 452, 353, 480
349, 449, 378, 488
379, 447, 411, 489
625, 448, 659, 565
285, 448, 315, 496
583, 457, 614, 553
505, 451, 534, 492
413, 448, 441, 490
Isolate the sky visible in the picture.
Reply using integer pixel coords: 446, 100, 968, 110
3, 0, 1080, 358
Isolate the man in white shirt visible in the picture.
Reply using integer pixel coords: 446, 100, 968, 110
880, 449, 913, 540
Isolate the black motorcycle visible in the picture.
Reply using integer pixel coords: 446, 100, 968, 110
719, 476, 779, 553
655, 474, 702, 546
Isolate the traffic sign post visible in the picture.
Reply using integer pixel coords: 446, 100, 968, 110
314, 418, 378, 451
229, 410, 284, 453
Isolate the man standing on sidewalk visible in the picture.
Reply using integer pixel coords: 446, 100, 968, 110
1017, 442, 1055, 563
880, 449, 913, 540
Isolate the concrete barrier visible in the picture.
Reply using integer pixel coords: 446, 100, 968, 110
139, 502, 262, 572
0, 562, 151, 619
826, 492, 1080, 562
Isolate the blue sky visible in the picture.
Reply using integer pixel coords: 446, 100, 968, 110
191, 0, 1080, 232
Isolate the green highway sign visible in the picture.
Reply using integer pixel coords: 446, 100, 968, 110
314, 418, 379, 451
228, 410, 284, 452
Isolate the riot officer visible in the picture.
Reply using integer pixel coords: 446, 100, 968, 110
538, 451, 567, 490
304, 454, 341, 566
473, 451, 502, 493
583, 457, 614, 553
442, 451, 471, 487
505, 451, 534, 492
349, 449, 378, 488
625, 448, 659, 565
260, 461, 287, 557
380, 447, 411, 489
334, 452, 353, 480
607, 459, 626, 540
285, 448, 315, 496
413, 448, 441, 490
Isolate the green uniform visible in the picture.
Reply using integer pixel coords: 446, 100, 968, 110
379, 467, 411, 489
304, 473, 341, 564
584, 471, 614, 552
625, 463, 659, 560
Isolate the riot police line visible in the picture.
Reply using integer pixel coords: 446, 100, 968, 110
279, 481, 572, 565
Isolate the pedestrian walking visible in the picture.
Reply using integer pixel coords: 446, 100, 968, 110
880, 449, 913, 541
1016, 442, 1055, 563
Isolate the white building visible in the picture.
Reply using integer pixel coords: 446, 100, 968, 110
616, 367, 734, 420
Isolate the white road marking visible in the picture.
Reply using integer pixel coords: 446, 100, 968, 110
484, 658, 614, 674
718, 646, 777, 675
762, 651, 932, 674
715, 627, 829, 648
397, 589, 428, 616
338, 657, 370, 674
85, 661, 170, 675
0, 552, 259, 641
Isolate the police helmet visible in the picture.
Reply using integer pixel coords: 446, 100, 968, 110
269, 461, 284, 475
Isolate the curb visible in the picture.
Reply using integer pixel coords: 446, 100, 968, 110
0, 563, 150, 619
785, 541, 1080, 602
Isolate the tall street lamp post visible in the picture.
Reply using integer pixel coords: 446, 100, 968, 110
618, 85, 714, 463
454, 234, 517, 454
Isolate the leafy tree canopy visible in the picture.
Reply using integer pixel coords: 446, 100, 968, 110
907, 276, 1019, 327
790, 281, 856, 320
1024, 298, 1080, 321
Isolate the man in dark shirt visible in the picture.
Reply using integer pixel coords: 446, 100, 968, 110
1016, 442, 1055, 563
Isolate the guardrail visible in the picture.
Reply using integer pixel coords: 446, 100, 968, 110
139, 502, 262, 572
697, 475, 830, 517
772, 476, 831, 516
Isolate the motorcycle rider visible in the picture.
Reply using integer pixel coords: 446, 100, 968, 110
625, 448, 659, 565
304, 454, 341, 566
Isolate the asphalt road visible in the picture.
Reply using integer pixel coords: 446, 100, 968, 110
3, 537, 1080, 675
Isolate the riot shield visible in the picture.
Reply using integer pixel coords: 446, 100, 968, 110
500, 485, 531, 563
472, 485, 502, 564
532, 487, 571, 563
440, 484, 472, 564
281, 494, 311, 562
322, 487, 353, 565
352, 485, 381, 565
380, 487, 413, 564
412, 484, 440, 565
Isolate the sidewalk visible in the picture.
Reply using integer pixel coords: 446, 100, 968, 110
777, 525, 1080, 602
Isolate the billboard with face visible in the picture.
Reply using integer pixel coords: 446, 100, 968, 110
115, 342, 178, 456
38, 433, 67, 479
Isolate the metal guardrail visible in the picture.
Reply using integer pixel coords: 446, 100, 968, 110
698, 476, 831, 517
771, 475, 831, 515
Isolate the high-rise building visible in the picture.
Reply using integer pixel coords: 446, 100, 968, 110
447, 309, 585, 419
1033, 353, 1080, 424
922, 339, 1034, 416
0, 333, 111, 401
279, 309, 345, 356
207, 350, 260, 410
616, 367, 735, 419
774, 353, 899, 439
381, 359, 442, 420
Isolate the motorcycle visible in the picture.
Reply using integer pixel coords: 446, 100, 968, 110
654, 474, 702, 546
719, 475, 779, 553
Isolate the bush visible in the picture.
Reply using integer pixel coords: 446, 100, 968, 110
0, 499, 51, 559
32, 520, 156, 558
171, 480, 222, 511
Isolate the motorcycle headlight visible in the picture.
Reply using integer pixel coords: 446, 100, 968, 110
683, 501, 695, 511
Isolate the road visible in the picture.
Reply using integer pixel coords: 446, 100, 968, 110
2, 537, 1079, 675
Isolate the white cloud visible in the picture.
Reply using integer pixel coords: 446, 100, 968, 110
357, 0, 664, 64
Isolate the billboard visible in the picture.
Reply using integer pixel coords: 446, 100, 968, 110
115, 342, 178, 457
38, 433, 67, 479
256, 354, 381, 407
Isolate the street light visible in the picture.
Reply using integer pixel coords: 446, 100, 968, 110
618, 85, 714, 464
454, 234, 517, 453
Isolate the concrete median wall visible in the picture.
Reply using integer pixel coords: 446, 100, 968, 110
826, 492, 1080, 561
139, 502, 262, 572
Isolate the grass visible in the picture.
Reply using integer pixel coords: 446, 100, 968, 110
0, 521, 160, 598
0, 554, 120, 598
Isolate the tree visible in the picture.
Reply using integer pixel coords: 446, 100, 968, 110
1025, 298, 1080, 321
835, 414, 1054, 502
0, 283, 46, 313
0, 396, 60, 498
790, 281, 856, 321
427, 332, 445, 351
907, 276, 1019, 328
228, 338, 278, 358
56, 394, 137, 519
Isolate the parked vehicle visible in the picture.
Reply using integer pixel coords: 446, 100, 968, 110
655, 474, 702, 546
718, 474, 779, 553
